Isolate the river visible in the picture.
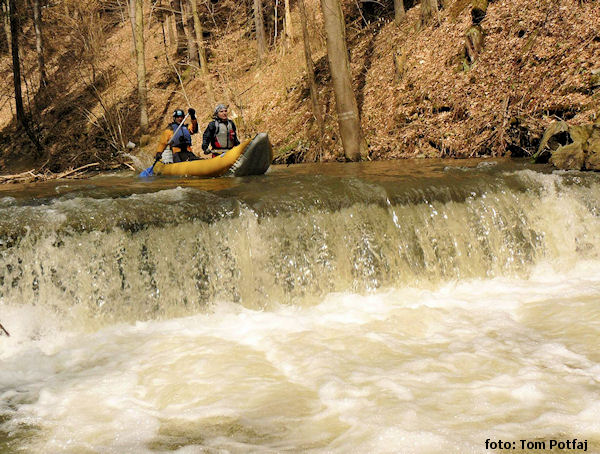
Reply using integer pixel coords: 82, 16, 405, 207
0, 159, 599, 453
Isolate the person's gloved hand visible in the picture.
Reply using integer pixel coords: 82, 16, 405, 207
155, 152, 162, 160
188, 108, 196, 120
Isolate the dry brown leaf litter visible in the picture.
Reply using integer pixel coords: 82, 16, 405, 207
0, 0, 598, 176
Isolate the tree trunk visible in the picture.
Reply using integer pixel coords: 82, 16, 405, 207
274, 0, 278, 43
319, 0, 366, 161
9, 0, 41, 154
128, 0, 136, 51
160, 19, 175, 70
171, 0, 187, 58
167, 14, 176, 47
394, 0, 405, 24
298, 0, 324, 136
182, 0, 199, 66
284, 0, 293, 43
135, 0, 149, 133
1, 0, 11, 55
190, 0, 208, 74
253, 0, 267, 63
421, 0, 439, 26
8, 0, 24, 124
32, 0, 47, 88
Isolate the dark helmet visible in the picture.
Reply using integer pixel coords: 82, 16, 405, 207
173, 109, 185, 118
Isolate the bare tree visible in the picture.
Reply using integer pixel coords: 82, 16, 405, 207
253, 0, 267, 62
284, 0, 293, 43
189, 0, 208, 73
421, 0, 439, 26
69, 3, 105, 85
182, 0, 199, 66
274, 0, 279, 43
319, 0, 366, 161
394, 0, 405, 24
8, 0, 41, 154
8, 0, 25, 124
1, 0, 11, 53
166, 11, 176, 46
298, 0, 323, 136
135, 0, 149, 133
172, 0, 187, 58
32, 0, 47, 88
128, 0, 136, 49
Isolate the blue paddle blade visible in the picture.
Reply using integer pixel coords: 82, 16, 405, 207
139, 166, 154, 177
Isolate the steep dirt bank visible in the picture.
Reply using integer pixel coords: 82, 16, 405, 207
0, 0, 598, 176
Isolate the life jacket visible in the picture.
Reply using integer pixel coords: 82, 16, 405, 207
169, 122, 192, 150
213, 120, 235, 150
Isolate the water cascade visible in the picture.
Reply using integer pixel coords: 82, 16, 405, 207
1, 160, 599, 453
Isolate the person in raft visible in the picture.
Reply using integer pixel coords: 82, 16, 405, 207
201, 104, 240, 157
155, 108, 199, 163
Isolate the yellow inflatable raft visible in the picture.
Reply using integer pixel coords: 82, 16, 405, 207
154, 133, 273, 177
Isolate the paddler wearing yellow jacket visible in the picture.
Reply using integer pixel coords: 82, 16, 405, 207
155, 108, 199, 163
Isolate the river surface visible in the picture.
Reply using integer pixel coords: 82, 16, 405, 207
0, 159, 599, 453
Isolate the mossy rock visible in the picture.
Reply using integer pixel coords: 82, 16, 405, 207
584, 136, 600, 170
569, 124, 593, 144
549, 142, 585, 170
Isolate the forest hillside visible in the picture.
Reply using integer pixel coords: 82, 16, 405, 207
0, 0, 598, 175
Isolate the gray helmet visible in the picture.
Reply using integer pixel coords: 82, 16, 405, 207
213, 104, 228, 118
173, 109, 185, 118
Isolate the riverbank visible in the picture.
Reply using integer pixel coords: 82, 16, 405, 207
0, 0, 598, 175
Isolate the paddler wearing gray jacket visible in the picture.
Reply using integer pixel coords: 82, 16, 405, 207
201, 104, 240, 157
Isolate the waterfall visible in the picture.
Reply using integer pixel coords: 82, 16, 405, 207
1, 167, 599, 324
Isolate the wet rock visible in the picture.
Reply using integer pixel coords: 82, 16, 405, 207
585, 130, 600, 170
537, 121, 600, 171
550, 142, 585, 170
569, 124, 593, 144
532, 121, 570, 163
